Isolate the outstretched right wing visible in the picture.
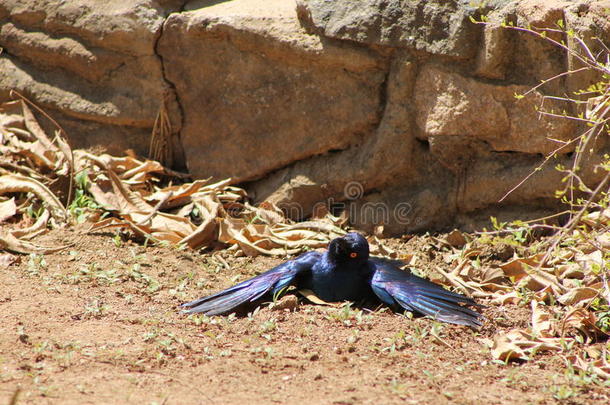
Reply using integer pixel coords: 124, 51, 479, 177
181, 251, 321, 316
369, 258, 484, 327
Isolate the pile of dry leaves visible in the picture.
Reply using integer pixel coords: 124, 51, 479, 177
428, 224, 610, 378
482, 218, 610, 378
0, 96, 348, 257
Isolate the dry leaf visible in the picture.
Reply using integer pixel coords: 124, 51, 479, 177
517, 273, 564, 295
581, 208, 610, 227
0, 231, 68, 254
0, 174, 67, 222
557, 287, 599, 306
531, 301, 554, 338
461, 248, 483, 258
499, 254, 544, 281
568, 353, 610, 379
147, 179, 210, 209
490, 330, 530, 361
369, 236, 396, 257
480, 266, 506, 284
252, 201, 286, 225
575, 250, 604, 273
11, 209, 50, 240
105, 170, 154, 213
0, 197, 17, 223
560, 307, 607, 338
180, 196, 220, 248
298, 289, 342, 307
445, 229, 467, 247
127, 212, 196, 237
595, 232, 610, 248
120, 159, 165, 181
399, 253, 418, 266
490, 291, 521, 305
556, 262, 584, 279
490, 329, 563, 361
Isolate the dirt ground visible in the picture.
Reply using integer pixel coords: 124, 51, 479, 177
1, 227, 608, 405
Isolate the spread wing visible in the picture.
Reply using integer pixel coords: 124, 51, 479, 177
369, 258, 483, 327
181, 251, 321, 316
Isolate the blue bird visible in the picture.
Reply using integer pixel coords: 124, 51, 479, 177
181, 233, 483, 327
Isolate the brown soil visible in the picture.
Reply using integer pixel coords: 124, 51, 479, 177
0, 227, 608, 404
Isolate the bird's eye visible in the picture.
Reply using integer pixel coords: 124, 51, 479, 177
350, 252, 358, 258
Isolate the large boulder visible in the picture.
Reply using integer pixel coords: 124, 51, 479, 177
158, 0, 386, 182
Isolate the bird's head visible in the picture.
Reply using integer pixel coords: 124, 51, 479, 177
328, 232, 370, 263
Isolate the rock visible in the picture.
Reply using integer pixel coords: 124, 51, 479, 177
475, 23, 511, 80
0, 0, 183, 156
414, 65, 577, 156
481, 0, 599, 94
297, 0, 489, 59
564, 1, 610, 94
246, 53, 419, 219
158, 0, 385, 182
509, 1, 571, 94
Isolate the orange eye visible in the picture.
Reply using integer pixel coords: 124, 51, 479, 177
350, 252, 358, 258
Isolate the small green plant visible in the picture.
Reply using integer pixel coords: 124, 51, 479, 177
32, 376, 57, 398
500, 368, 525, 385
325, 303, 371, 326
67, 169, 101, 223
143, 329, 191, 363
259, 319, 277, 334
591, 297, 610, 333
27, 254, 46, 276
381, 330, 410, 354
24, 200, 45, 220
128, 263, 161, 293
410, 323, 429, 342
83, 299, 108, 319
271, 285, 290, 303
168, 277, 190, 299
77, 263, 120, 285
550, 384, 577, 400
387, 377, 408, 396
112, 233, 123, 247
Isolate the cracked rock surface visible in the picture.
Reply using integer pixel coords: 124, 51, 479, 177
0, 0, 187, 154
1, 0, 609, 233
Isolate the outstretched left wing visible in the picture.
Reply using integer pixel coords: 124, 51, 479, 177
369, 258, 483, 327
181, 251, 321, 316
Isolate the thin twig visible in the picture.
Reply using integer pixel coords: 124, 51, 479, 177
536, 111, 601, 124
498, 138, 577, 203
536, 171, 610, 271
521, 210, 572, 224
474, 224, 562, 236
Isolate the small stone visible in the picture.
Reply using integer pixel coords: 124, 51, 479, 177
271, 295, 299, 311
